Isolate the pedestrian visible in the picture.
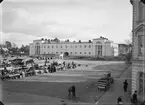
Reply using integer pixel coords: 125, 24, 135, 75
131, 90, 137, 105
68, 86, 72, 96
117, 96, 123, 105
123, 80, 128, 92
72, 85, 76, 97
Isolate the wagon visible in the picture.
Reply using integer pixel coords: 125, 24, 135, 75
97, 77, 114, 91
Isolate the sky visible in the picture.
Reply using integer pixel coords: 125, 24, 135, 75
0, 0, 132, 47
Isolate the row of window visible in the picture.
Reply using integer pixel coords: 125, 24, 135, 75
43, 52, 92, 54
43, 45, 92, 48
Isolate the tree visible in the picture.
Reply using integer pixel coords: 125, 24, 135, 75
9, 47, 19, 54
65, 39, 69, 42
11, 43, 17, 48
5, 41, 12, 49
124, 32, 133, 64
0, 47, 5, 57
125, 52, 132, 64
19, 45, 29, 54
124, 32, 132, 53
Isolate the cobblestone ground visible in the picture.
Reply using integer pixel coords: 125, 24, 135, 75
1, 60, 129, 105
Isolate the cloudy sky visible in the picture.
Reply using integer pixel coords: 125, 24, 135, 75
0, 0, 132, 47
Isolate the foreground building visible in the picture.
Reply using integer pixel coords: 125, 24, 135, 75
130, 0, 145, 102
29, 37, 114, 58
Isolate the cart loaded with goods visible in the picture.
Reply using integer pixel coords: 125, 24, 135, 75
97, 72, 114, 91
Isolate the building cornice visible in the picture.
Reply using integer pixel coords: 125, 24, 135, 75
132, 24, 145, 33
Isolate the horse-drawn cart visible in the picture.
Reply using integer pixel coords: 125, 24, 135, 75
97, 75, 114, 91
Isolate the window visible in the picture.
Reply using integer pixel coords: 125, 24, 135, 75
138, 1, 144, 21
75, 45, 77, 48
48, 46, 49, 48
98, 45, 102, 56
139, 72, 145, 95
84, 45, 86, 48
75, 52, 77, 54
80, 45, 82, 48
61, 45, 62, 48
52, 52, 53, 54
89, 45, 91, 48
65, 45, 67, 48
80, 52, 82, 54
89, 52, 91, 54
44, 52, 46, 54
56, 45, 58, 48
70, 52, 72, 54
138, 35, 145, 55
52, 45, 54, 48
56, 52, 58, 54
44, 46, 45, 48
71, 45, 73, 48
84, 52, 86, 54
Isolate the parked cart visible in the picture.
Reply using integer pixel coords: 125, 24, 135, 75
97, 73, 114, 91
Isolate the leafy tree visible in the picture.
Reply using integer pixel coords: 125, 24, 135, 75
125, 52, 132, 64
5, 41, 12, 49
19, 45, 29, 54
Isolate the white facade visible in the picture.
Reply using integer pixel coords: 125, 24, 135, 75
29, 37, 114, 57
130, 0, 145, 102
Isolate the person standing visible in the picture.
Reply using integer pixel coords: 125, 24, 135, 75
117, 96, 123, 105
132, 91, 137, 105
72, 85, 76, 97
123, 80, 128, 92
68, 86, 72, 97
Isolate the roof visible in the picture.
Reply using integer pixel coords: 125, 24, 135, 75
42, 41, 92, 44
93, 38, 104, 40
118, 44, 128, 47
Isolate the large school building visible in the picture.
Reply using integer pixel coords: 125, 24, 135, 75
29, 37, 114, 58
130, 0, 145, 102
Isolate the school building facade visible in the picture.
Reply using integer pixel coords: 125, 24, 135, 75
29, 37, 114, 58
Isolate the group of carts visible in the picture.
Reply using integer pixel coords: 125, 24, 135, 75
0, 58, 77, 81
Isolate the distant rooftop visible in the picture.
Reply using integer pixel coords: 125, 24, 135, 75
32, 36, 112, 44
